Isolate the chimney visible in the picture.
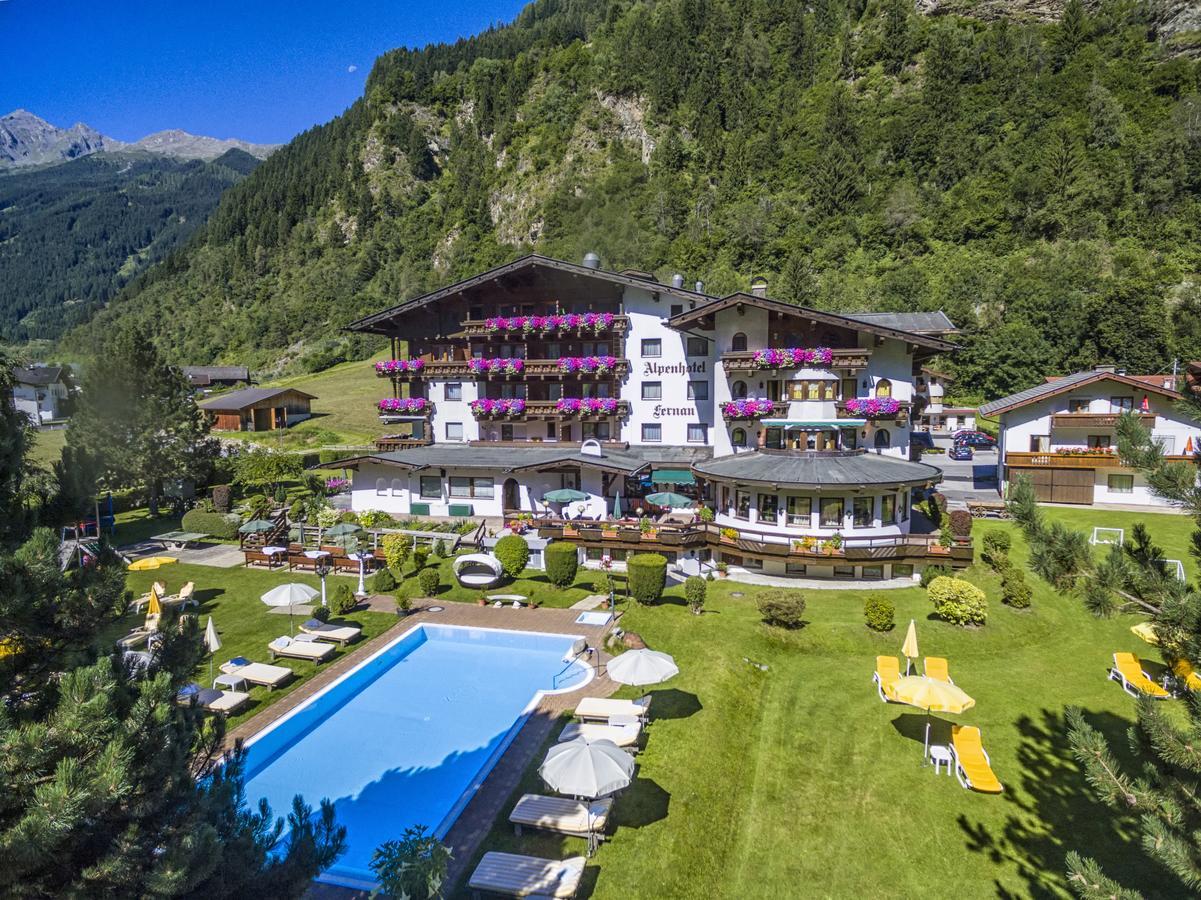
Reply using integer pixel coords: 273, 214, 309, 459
695, 280, 705, 293
582, 251, 600, 269
750, 277, 768, 298
670, 273, 685, 289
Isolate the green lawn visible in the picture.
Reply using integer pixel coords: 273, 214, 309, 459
26, 427, 66, 469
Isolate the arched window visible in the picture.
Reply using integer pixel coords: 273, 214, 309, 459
731, 332, 748, 352
375, 478, 387, 496
733, 381, 748, 399
732, 427, 747, 448
874, 428, 891, 449
875, 379, 893, 399
390, 478, 404, 496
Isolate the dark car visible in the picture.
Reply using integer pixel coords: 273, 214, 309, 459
910, 431, 935, 452
948, 444, 974, 461
953, 430, 997, 450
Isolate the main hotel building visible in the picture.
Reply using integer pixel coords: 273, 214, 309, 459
336, 254, 971, 581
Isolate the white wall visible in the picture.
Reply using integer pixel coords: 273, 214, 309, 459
712, 486, 912, 541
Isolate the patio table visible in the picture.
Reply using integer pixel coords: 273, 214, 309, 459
303, 550, 330, 559
212, 673, 248, 692
263, 546, 288, 556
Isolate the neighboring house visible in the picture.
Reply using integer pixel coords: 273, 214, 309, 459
199, 387, 315, 431
182, 365, 251, 391
324, 252, 970, 582
980, 366, 1200, 508
913, 368, 976, 432
11, 365, 71, 424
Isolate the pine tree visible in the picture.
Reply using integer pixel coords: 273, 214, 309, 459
0, 356, 30, 546
881, 0, 911, 75
1053, 0, 1088, 68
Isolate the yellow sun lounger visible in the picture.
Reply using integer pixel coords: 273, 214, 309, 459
874, 655, 901, 702
1109, 652, 1170, 699
1174, 659, 1201, 692
951, 726, 1003, 794
924, 656, 952, 683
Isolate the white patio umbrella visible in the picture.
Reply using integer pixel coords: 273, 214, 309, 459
539, 737, 635, 854
259, 583, 319, 634
606, 649, 679, 693
203, 616, 221, 683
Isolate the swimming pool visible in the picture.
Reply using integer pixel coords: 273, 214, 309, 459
241, 623, 592, 888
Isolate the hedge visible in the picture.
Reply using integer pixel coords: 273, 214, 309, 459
180, 509, 241, 540
1002, 568, 1032, 608
628, 553, 667, 604
919, 564, 950, 588
494, 534, 530, 578
545, 542, 579, 587
928, 576, 988, 626
331, 582, 357, 615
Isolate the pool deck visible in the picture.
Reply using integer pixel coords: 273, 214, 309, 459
228, 601, 623, 899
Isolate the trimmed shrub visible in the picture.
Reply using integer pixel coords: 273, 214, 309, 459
928, 576, 988, 626
318, 449, 344, 464
433, 538, 448, 558
628, 553, 667, 604
311, 605, 331, 623
948, 509, 972, 537
684, 575, 706, 614
931, 492, 948, 515
382, 534, 411, 571
181, 509, 240, 540
1002, 568, 1033, 608
494, 535, 530, 578
417, 567, 440, 597
757, 590, 806, 628
288, 499, 305, 523
545, 542, 579, 588
864, 596, 895, 632
920, 564, 950, 588
982, 529, 1012, 569
411, 547, 430, 572
371, 567, 398, 594
332, 582, 357, 615
210, 484, 232, 513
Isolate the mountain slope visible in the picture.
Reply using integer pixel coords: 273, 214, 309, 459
131, 129, 280, 161
0, 149, 260, 340
72, 0, 1201, 394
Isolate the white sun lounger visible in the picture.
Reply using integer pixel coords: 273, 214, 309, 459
299, 619, 362, 646
559, 718, 641, 749
574, 696, 651, 722
224, 661, 293, 690
467, 852, 586, 899
509, 794, 613, 839
179, 687, 250, 716
268, 636, 335, 663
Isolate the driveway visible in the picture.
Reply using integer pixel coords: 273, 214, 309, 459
925, 435, 1001, 509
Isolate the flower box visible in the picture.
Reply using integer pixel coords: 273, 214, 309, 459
470, 398, 526, 418
377, 398, 429, 414
751, 347, 833, 369
930, 544, 951, 555
375, 358, 426, 376
556, 397, 620, 415
844, 397, 901, 418
641, 529, 659, 541
485, 312, 617, 336
469, 358, 525, 377
601, 528, 619, 539
558, 356, 618, 375
720, 399, 776, 420
562, 526, 580, 537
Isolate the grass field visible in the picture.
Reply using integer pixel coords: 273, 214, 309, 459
26, 427, 66, 469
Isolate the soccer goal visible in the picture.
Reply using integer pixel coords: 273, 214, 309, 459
1090, 527, 1125, 547
1158, 559, 1186, 582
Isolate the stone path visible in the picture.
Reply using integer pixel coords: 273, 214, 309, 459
570, 593, 610, 610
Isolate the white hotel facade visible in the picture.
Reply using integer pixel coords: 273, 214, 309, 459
336, 254, 971, 580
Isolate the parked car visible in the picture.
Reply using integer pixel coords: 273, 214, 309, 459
948, 444, 974, 461
953, 431, 997, 450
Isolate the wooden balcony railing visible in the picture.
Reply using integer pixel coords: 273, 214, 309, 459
375, 358, 631, 380
720, 347, 871, 372
374, 435, 433, 452
519, 400, 631, 419
836, 400, 911, 424
719, 401, 789, 420
1007, 450, 1194, 469
1051, 412, 1156, 428
457, 316, 630, 338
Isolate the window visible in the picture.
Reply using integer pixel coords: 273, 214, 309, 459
732, 381, 748, 400
1068, 398, 1089, 413
823, 381, 836, 400
375, 478, 387, 496
641, 338, 662, 358
820, 497, 844, 528
472, 477, 494, 499
449, 476, 471, 498
450, 476, 493, 498
901, 493, 909, 522
853, 496, 873, 528
1086, 434, 1110, 449
1110, 396, 1134, 412
642, 382, 662, 401
735, 490, 751, 520
786, 496, 811, 525
731, 427, 748, 448
785, 563, 808, 575
874, 429, 891, 449
1029, 435, 1050, 452
862, 565, 884, 580
582, 422, 611, 441
687, 423, 707, 443
501, 424, 514, 441
893, 563, 914, 578
642, 423, 662, 443
1108, 474, 1134, 494
881, 494, 896, 524
731, 332, 748, 352
875, 379, 892, 399
687, 337, 708, 356
841, 378, 856, 400
445, 382, 462, 401
419, 476, 441, 499
687, 381, 709, 401
833, 565, 856, 579
758, 493, 779, 521
390, 478, 404, 497
670, 304, 683, 317
446, 422, 464, 441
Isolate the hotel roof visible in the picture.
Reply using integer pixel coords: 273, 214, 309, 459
979, 368, 1182, 417
693, 451, 943, 489
320, 443, 712, 476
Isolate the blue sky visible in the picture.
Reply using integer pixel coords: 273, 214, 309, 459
0, 0, 528, 143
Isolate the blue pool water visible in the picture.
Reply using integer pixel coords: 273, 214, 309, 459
241, 623, 590, 887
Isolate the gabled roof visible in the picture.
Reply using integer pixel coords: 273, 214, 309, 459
666, 292, 958, 352
344, 254, 713, 336
198, 386, 316, 411
979, 369, 1183, 417
841, 311, 958, 335
182, 365, 250, 385
12, 365, 65, 386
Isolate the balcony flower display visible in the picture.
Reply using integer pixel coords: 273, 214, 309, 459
844, 397, 901, 418
470, 398, 526, 417
374, 358, 426, 375
377, 398, 429, 414
1054, 446, 1115, 456
468, 357, 525, 376
751, 347, 834, 368
720, 399, 776, 419
324, 477, 349, 495
484, 312, 617, 335
558, 355, 618, 374
556, 397, 619, 415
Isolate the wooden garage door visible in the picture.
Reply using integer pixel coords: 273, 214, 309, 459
1009, 467, 1094, 505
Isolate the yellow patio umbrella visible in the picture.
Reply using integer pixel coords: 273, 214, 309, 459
146, 587, 163, 618
0, 638, 19, 659
890, 675, 976, 759
129, 556, 178, 571
1130, 622, 1159, 645
901, 619, 919, 675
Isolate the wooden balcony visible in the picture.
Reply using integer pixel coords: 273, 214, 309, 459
457, 316, 630, 338
835, 400, 911, 424
1051, 412, 1156, 428
376, 401, 433, 422
374, 435, 433, 452
720, 401, 789, 420
720, 347, 870, 372
520, 400, 631, 419
1008, 450, 1194, 469
375, 358, 630, 380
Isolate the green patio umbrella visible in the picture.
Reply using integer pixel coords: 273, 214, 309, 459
330, 534, 363, 551
645, 491, 694, 508
543, 488, 590, 503
612, 492, 623, 519
238, 519, 275, 534
324, 522, 363, 537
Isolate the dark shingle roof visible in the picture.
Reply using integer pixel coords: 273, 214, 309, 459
979, 369, 1182, 417
12, 365, 65, 386
182, 365, 250, 385
319, 443, 712, 476
198, 386, 315, 411
840, 311, 958, 335
692, 451, 943, 488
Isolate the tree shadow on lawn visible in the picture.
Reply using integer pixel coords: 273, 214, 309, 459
614, 775, 670, 830
646, 688, 703, 721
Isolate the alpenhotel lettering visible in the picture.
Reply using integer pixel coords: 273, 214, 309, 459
642, 361, 706, 376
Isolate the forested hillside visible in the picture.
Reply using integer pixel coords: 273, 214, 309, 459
75, 0, 1201, 398
0, 149, 259, 341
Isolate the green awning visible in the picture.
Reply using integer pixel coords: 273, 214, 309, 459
651, 468, 696, 485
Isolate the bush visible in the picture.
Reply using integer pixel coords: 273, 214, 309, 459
982, 529, 1012, 569
382, 534, 411, 571
311, 605, 331, 623
181, 509, 240, 540
318, 448, 344, 465
417, 567, 440, 597
684, 575, 706, 614
1002, 568, 1033, 608
545, 542, 579, 588
930, 492, 948, 515
288, 498, 305, 523
948, 509, 972, 537
928, 576, 988, 626
433, 538, 448, 558
411, 547, 430, 572
757, 590, 806, 628
864, 596, 895, 632
494, 534, 530, 578
371, 567, 398, 594
331, 582, 357, 615
920, 564, 950, 588
370, 824, 451, 900
627, 553, 667, 604
210, 484, 232, 513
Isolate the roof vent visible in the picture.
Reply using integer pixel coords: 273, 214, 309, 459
580, 438, 603, 457
671, 273, 685, 289
582, 252, 601, 269
750, 277, 768, 298
695, 280, 705, 293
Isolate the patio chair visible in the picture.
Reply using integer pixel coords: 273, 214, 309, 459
509, 794, 613, 839
298, 619, 362, 646
467, 852, 586, 899
574, 696, 651, 722
874, 655, 901, 702
1174, 659, 1201, 692
221, 660, 293, 690
268, 635, 335, 663
950, 725, 1003, 793
924, 657, 952, 683
1109, 652, 1170, 699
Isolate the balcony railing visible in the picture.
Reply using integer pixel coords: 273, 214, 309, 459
523, 400, 631, 418
721, 348, 870, 372
457, 315, 630, 338
375, 358, 630, 380
376, 399, 433, 421
374, 435, 433, 452
836, 400, 911, 424
1007, 450, 1194, 469
720, 400, 788, 420
1051, 412, 1156, 428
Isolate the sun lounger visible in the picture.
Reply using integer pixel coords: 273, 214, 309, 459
874, 655, 901, 702
574, 696, 651, 722
1174, 659, 1201, 692
178, 685, 250, 717
163, 582, 197, 609
467, 852, 586, 899
1109, 652, 1170, 699
509, 794, 613, 839
268, 635, 335, 663
299, 619, 362, 646
559, 718, 641, 749
924, 656, 952, 683
223, 660, 293, 690
950, 725, 1003, 793
117, 628, 151, 650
